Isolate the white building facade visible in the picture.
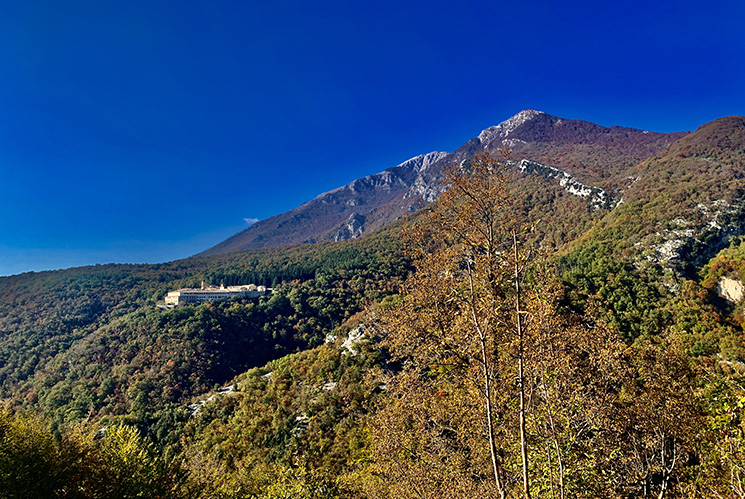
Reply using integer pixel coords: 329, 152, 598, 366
165, 283, 269, 306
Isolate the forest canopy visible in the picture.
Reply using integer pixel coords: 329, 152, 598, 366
3, 150, 745, 497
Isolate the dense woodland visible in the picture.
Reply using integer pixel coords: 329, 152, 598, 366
3, 120, 745, 497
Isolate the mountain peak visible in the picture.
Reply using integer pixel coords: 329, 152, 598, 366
478, 109, 549, 145
200, 110, 688, 256
505, 109, 548, 127
396, 151, 449, 173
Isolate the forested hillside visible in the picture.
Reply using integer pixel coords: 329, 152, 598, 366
2, 115, 745, 497
0, 226, 409, 437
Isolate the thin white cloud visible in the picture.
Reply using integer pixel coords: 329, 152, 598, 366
243, 217, 260, 226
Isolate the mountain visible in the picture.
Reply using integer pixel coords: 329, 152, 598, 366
199, 110, 688, 256
571, 115, 745, 273
3, 112, 745, 498
199, 151, 448, 256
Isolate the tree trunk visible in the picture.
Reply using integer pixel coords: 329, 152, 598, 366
482, 342, 507, 498
514, 230, 531, 499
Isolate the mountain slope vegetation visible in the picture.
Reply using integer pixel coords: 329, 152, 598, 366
0, 226, 409, 438
2, 112, 745, 497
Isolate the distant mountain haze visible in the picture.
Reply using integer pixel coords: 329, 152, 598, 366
198, 110, 689, 256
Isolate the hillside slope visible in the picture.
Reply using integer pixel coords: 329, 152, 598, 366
567, 115, 745, 273
199, 152, 448, 256
0, 228, 410, 433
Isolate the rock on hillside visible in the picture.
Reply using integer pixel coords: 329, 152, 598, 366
573, 115, 745, 274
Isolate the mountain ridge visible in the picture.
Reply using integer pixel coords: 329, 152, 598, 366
198, 151, 449, 256
199, 110, 688, 256
576, 115, 745, 273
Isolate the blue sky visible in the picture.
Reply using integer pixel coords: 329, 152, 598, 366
1, 0, 744, 276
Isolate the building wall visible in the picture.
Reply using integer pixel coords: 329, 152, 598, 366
164, 287, 269, 306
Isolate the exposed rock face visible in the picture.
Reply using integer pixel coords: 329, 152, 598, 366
199, 111, 687, 256
516, 159, 610, 210
334, 213, 366, 241
585, 116, 745, 274
718, 277, 745, 303
477, 109, 546, 146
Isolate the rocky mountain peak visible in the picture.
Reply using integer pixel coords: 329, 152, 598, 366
200, 110, 688, 257
478, 109, 549, 145
398, 151, 449, 173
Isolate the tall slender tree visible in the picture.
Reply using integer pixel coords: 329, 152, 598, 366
366, 152, 540, 498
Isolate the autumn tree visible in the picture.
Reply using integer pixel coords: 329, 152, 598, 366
365, 152, 546, 498
362, 151, 714, 498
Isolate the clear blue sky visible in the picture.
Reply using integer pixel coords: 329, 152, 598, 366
1, 0, 744, 276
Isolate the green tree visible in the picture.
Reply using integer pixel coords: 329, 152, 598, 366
0, 408, 74, 499
83, 424, 186, 498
